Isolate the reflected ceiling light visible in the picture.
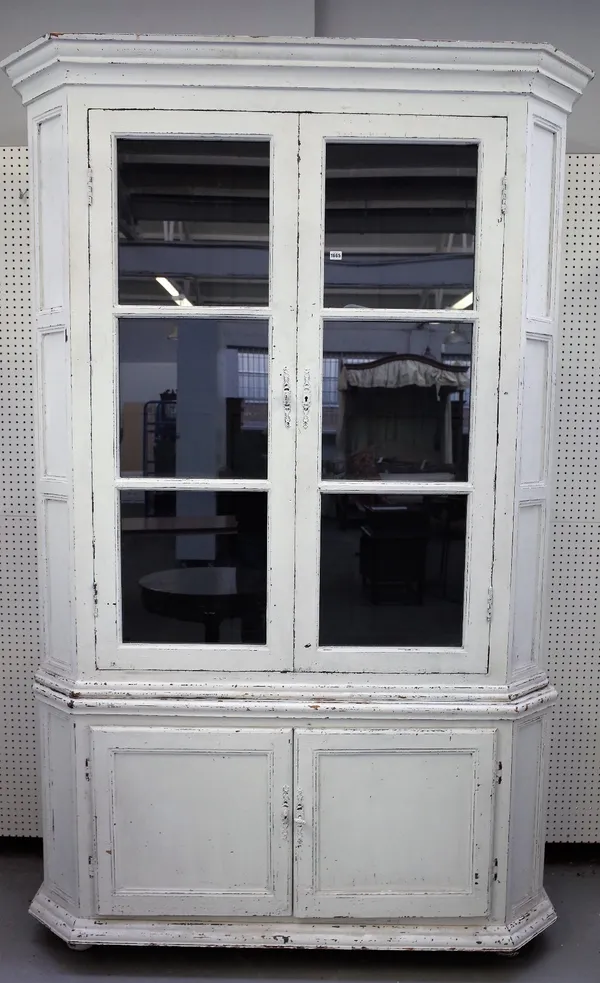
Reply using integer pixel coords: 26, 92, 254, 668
450, 291, 473, 310
156, 276, 193, 307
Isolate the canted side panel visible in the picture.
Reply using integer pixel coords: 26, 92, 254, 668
40, 705, 79, 907
31, 106, 74, 678
526, 123, 557, 321
508, 715, 547, 916
510, 111, 564, 683
38, 320, 74, 673
511, 502, 545, 672
0, 148, 40, 836
42, 497, 74, 672
547, 155, 600, 842
40, 328, 69, 479
35, 113, 66, 313
520, 337, 551, 485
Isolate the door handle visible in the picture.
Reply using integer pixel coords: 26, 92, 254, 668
295, 787, 307, 845
282, 367, 292, 429
281, 784, 291, 839
302, 370, 311, 429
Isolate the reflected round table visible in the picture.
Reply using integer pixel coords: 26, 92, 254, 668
139, 566, 265, 644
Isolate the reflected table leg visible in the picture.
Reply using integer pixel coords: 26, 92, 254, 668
202, 609, 222, 644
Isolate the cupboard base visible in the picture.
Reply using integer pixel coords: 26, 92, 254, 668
30, 888, 556, 953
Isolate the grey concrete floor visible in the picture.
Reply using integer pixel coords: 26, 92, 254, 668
1, 851, 599, 982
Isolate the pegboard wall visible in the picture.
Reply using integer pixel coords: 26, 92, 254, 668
546, 154, 600, 842
0, 153, 599, 840
0, 148, 41, 836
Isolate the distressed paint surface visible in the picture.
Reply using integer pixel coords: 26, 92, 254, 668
2, 33, 588, 951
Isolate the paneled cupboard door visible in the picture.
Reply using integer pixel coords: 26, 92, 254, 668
91, 727, 293, 917
293, 729, 496, 919
88, 111, 299, 670
294, 115, 507, 673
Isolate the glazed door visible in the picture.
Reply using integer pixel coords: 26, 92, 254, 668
88, 110, 299, 671
294, 114, 507, 673
89, 110, 506, 674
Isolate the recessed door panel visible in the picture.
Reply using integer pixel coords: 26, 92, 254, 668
92, 727, 292, 916
294, 728, 496, 918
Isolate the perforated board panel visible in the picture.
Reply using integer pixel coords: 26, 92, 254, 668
0, 148, 41, 836
546, 154, 600, 842
0, 152, 599, 840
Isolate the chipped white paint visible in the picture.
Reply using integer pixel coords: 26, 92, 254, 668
2, 33, 591, 951
282, 369, 292, 429
30, 888, 557, 951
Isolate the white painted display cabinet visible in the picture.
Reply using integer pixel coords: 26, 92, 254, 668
3, 34, 591, 951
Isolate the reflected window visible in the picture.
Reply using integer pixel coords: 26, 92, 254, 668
324, 143, 477, 309
118, 319, 269, 479
117, 139, 270, 305
319, 493, 467, 647
321, 322, 472, 479
121, 490, 267, 645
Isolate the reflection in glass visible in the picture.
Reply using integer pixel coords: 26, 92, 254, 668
321, 322, 472, 480
117, 139, 270, 305
319, 494, 466, 648
119, 318, 269, 479
324, 143, 477, 309
120, 491, 267, 645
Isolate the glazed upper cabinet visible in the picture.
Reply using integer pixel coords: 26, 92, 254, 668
88, 109, 506, 675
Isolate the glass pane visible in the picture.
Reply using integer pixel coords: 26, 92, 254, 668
324, 143, 477, 309
117, 139, 270, 305
119, 318, 269, 479
121, 490, 267, 645
319, 493, 466, 648
322, 321, 471, 480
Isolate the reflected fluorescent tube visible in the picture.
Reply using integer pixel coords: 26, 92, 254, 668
451, 291, 473, 310
156, 276, 193, 307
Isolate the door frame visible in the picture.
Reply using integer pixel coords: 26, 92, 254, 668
293, 113, 507, 673
87, 109, 300, 671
